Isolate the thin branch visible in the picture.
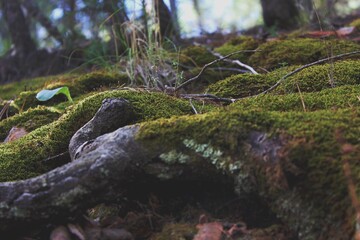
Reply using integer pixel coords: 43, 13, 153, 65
180, 93, 235, 104
175, 50, 258, 92
189, 99, 198, 114
210, 51, 258, 74
258, 50, 360, 95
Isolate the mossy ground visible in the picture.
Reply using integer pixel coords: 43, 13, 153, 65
1, 35, 360, 238
0, 90, 216, 182
248, 38, 360, 70
207, 60, 360, 98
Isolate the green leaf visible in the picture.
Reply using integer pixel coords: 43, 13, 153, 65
36, 86, 73, 103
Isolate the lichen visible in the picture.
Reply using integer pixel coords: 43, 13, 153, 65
159, 150, 190, 164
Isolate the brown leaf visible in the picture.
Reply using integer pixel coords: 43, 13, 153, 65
4, 127, 28, 143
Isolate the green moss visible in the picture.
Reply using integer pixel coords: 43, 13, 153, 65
11, 71, 129, 111
215, 36, 260, 62
0, 106, 61, 141
350, 18, 360, 30
207, 60, 360, 98
0, 90, 216, 181
248, 38, 360, 70
206, 67, 289, 98
179, 46, 216, 67
232, 85, 360, 112
137, 106, 360, 238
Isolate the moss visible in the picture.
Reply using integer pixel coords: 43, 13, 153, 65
349, 18, 360, 30
0, 106, 61, 141
179, 46, 216, 67
0, 90, 216, 182
248, 38, 360, 70
137, 106, 360, 238
151, 223, 196, 240
206, 67, 289, 98
214, 36, 260, 62
207, 60, 360, 98
11, 71, 129, 111
232, 85, 360, 112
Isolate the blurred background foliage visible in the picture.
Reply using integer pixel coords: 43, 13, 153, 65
0, 0, 358, 84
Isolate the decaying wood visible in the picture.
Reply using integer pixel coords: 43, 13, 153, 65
69, 98, 136, 160
0, 124, 149, 232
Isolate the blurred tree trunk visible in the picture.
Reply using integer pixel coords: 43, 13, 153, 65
260, 0, 301, 30
21, 0, 64, 45
1, 0, 37, 57
192, 0, 204, 33
153, 0, 179, 41
103, 0, 129, 55
169, 0, 180, 37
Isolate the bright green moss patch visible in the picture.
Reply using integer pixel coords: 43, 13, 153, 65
248, 38, 360, 70
206, 67, 289, 98
0, 106, 61, 141
277, 60, 360, 94
207, 60, 360, 98
232, 85, 360, 112
0, 74, 74, 100
350, 18, 360, 30
9, 71, 129, 111
0, 90, 216, 181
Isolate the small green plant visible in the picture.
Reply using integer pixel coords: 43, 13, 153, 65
36, 86, 73, 103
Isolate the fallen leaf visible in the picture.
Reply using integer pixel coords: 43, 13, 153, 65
4, 127, 28, 143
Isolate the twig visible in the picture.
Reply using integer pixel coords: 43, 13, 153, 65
258, 50, 360, 95
189, 99, 198, 114
175, 50, 258, 92
210, 51, 259, 74
180, 93, 235, 104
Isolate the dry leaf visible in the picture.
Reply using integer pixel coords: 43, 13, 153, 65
4, 127, 28, 143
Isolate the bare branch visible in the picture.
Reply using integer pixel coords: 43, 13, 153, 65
209, 50, 259, 74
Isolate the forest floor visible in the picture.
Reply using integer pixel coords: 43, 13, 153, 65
1, 15, 360, 240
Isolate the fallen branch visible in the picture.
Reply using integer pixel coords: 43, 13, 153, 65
209, 50, 258, 74
258, 50, 360, 95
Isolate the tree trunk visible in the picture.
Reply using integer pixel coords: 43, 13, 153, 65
1, 0, 36, 57
260, 0, 300, 30
153, 0, 178, 41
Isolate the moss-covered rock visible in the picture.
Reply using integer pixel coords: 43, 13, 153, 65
137, 105, 360, 239
0, 106, 61, 141
207, 60, 360, 98
248, 38, 360, 70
